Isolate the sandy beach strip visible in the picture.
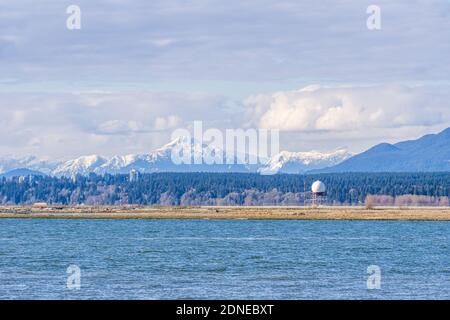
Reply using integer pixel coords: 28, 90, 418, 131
0, 206, 450, 220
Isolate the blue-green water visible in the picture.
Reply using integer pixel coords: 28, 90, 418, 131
0, 219, 449, 299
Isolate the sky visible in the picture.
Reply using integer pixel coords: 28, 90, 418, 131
0, 0, 449, 159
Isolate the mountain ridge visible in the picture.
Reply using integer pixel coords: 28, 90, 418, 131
315, 127, 450, 173
0, 136, 351, 176
2, 127, 449, 177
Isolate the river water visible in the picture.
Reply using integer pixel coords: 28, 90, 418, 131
0, 219, 449, 299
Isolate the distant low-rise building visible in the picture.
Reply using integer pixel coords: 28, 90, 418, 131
33, 202, 48, 208
129, 169, 139, 182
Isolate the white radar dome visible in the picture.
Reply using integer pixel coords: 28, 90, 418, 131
311, 180, 326, 193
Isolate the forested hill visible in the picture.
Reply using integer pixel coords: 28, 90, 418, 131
316, 127, 450, 172
0, 172, 449, 206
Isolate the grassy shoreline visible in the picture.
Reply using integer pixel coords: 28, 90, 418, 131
1, 206, 450, 220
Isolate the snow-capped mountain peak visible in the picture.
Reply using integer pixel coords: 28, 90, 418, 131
258, 149, 353, 174
1, 137, 353, 177
0, 155, 59, 175
52, 155, 108, 176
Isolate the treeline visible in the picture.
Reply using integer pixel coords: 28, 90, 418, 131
365, 194, 449, 207
0, 172, 449, 206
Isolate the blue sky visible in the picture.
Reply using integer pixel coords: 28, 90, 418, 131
0, 0, 449, 158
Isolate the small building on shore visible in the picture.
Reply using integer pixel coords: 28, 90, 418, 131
33, 202, 48, 208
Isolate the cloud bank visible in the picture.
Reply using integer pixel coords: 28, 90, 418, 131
0, 1, 449, 157
245, 85, 448, 131
0, 0, 449, 89
1, 84, 449, 158
0, 91, 233, 158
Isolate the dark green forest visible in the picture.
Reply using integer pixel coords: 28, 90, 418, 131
0, 172, 449, 206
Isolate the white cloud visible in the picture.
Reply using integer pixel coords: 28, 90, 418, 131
0, 91, 231, 158
1, 1, 450, 157
97, 120, 143, 134
0, 0, 449, 88
245, 85, 449, 132
0, 85, 449, 158
154, 115, 182, 131
148, 38, 177, 48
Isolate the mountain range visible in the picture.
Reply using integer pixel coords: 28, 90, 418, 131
1, 127, 449, 177
315, 127, 450, 173
0, 136, 351, 177
50, 136, 258, 176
